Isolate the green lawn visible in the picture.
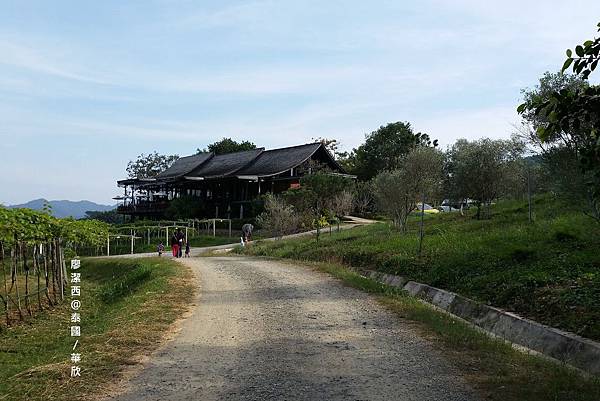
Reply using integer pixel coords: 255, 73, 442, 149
239, 194, 600, 341
0, 257, 194, 401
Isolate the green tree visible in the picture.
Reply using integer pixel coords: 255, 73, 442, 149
372, 146, 443, 234
84, 210, 126, 225
126, 152, 179, 179
198, 138, 257, 155
256, 194, 300, 239
446, 138, 524, 219
284, 172, 354, 241
346, 122, 437, 180
518, 21, 600, 221
518, 71, 588, 151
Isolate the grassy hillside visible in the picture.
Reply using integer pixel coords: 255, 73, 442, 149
240, 194, 600, 341
0, 257, 194, 401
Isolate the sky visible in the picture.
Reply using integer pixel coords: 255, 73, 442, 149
1, 1, 599, 205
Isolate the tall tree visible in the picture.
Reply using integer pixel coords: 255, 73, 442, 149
446, 138, 524, 219
346, 122, 437, 180
256, 194, 300, 239
284, 172, 354, 241
373, 146, 443, 233
198, 138, 257, 155
311, 137, 348, 160
126, 152, 179, 179
518, 21, 600, 221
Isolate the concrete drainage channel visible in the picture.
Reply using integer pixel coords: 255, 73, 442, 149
356, 269, 600, 376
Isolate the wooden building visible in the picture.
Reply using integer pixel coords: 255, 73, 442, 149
116, 142, 350, 219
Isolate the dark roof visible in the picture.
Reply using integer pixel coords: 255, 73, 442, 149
117, 143, 344, 184
156, 153, 213, 180
236, 143, 325, 177
187, 148, 264, 178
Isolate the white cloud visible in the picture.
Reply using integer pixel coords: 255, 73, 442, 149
0, 38, 110, 85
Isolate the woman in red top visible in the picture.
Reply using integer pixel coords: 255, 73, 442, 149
170, 233, 179, 257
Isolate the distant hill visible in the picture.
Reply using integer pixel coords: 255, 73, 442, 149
8, 199, 115, 219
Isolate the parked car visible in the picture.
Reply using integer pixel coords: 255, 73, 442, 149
415, 203, 440, 214
438, 199, 469, 212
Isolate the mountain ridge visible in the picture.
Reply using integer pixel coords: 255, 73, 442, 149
7, 198, 115, 219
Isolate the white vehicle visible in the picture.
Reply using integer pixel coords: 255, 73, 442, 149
438, 199, 469, 212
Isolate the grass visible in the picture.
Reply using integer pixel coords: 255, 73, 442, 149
239, 194, 600, 342
278, 259, 600, 401
0, 257, 194, 401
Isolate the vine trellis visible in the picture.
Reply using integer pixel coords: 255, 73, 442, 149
0, 207, 108, 327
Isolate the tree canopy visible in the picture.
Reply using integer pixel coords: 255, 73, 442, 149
518, 21, 600, 221
126, 152, 179, 179
345, 122, 437, 180
198, 138, 257, 155
445, 138, 524, 219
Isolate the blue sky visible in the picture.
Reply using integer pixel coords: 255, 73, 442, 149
1, 1, 599, 205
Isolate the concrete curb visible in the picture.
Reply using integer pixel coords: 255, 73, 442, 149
356, 269, 600, 376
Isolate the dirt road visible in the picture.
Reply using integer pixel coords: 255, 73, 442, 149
108, 256, 479, 401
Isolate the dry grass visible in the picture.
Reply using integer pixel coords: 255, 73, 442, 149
0, 257, 195, 401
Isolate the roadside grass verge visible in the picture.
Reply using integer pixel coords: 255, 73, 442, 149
0, 257, 194, 401
290, 259, 600, 401
237, 194, 600, 341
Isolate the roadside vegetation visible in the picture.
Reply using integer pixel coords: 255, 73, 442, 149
280, 260, 600, 401
240, 194, 600, 342
0, 257, 194, 401
244, 22, 600, 345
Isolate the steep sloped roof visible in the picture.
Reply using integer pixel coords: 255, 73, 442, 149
118, 143, 345, 185
236, 143, 326, 177
187, 148, 264, 178
156, 153, 213, 180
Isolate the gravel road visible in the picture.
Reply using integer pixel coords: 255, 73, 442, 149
108, 256, 480, 401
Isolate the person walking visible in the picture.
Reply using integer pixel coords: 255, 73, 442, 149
170, 233, 179, 257
157, 242, 165, 257
241, 223, 254, 244
185, 241, 190, 257
176, 229, 184, 258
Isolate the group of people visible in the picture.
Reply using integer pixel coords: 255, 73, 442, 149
156, 228, 190, 258
156, 223, 255, 257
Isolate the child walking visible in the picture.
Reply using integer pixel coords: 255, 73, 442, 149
185, 241, 190, 257
157, 242, 165, 257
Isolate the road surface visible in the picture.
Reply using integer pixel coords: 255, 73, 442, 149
107, 256, 479, 401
